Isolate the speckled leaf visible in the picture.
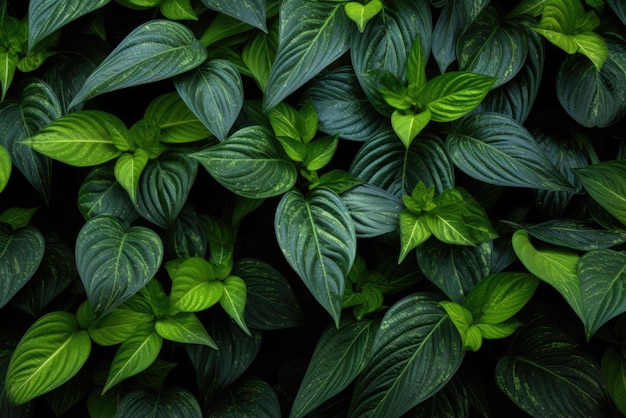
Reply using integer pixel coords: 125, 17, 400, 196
201, 0, 266, 31
207, 376, 280, 417
525, 219, 626, 251
117, 387, 202, 418
575, 160, 626, 227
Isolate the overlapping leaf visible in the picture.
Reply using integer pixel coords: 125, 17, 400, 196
525, 219, 626, 251
144, 93, 211, 144
340, 183, 402, 238
207, 376, 280, 417
575, 160, 626, 226
117, 387, 202, 418
201, 0, 266, 31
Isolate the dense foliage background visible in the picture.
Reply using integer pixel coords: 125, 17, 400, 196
1, 0, 626, 417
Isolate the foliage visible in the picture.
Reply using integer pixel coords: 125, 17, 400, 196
1, 0, 626, 416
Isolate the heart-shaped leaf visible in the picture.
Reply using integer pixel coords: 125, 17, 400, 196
344, 0, 383, 33
168, 257, 223, 313
391, 109, 431, 148
0, 224, 45, 309
75, 215, 164, 316
275, 187, 356, 326
117, 387, 202, 418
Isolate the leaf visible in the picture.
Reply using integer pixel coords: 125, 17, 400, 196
416, 241, 492, 303
525, 219, 626, 251
602, 346, 626, 416
160, 0, 197, 20
340, 183, 402, 239
344, 0, 382, 33
575, 160, 626, 226
70, 20, 208, 106
398, 210, 431, 262
219, 275, 249, 336
511, 230, 584, 321
349, 293, 464, 417
263, 0, 352, 111
200, 0, 266, 31
496, 325, 612, 417
242, 29, 277, 92
0, 49, 17, 102
6, 311, 91, 405
556, 38, 626, 128
275, 187, 356, 326
103, 323, 162, 393
135, 149, 198, 229
117, 387, 202, 418
446, 113, 575, 191
27, 0, 110, 51
21, 110, 124, 166
156, 312, 217, 348
0, 207, 38, 229
114, 149, 149, 203
192, 126, 296, 199
233, 258, 303, 330
75, 215, 164, 316
88, 301, 155, 346
168, 257, 224, 312
0, 145, 9, 192
144, 92, 211, 144
410, 375, 469, 418
291, 317, 378, 418
207, 376, 279, 417
0, 224, 45, 309
391, 109, 431, 148
167, 204, 207, 259
578, 250, 626, 339
175, 59, 243, 142
607, 0, 626, 26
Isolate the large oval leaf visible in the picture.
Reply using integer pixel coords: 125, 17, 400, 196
6, 311, 91, 405
175, 59, 243, 142
275, 187, 356, 326
207, 376, 280, 417
525, 219, 626, 251
0, 224, 45, 309
191, 126, 296, 199
117, 387, 202, 418
556, 38, 626, 128
200, 0, 266, 31
351, 0, 432, 114
340, 183, 402, 238
70, 20, 208, 106
263, 0, 352, 111
135, 149, 198, 229
75, 215, 164, 316
291, 317, 377, 418
446, 113, 575, 191
349, 293, 464, 417
496, 325, 612, 417
575, 160, 626, 227
350, 130, 454, 198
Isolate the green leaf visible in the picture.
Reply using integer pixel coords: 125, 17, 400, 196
114, 149, 149, 204
175, 59, 243, 142
160, 0, 197, 20
6, 311, 91, 405
291, 317, 377, 418
89, 300, 155, 346
192, 126, 297, 199
344, 0, 382, 33
602, 346, 626, 416
21, 110, 124, 166
463, 272, 539, 324
407, 34, 427, 89
0, 49, 17, 102
200, 0, 266, 31
275, 187, 356, 326
86, 387, 122, 418
200, 215, 235, 274
198, 13, 254, 47
135, 149, 198, 229
475, 319, 522, 339
0, 145, 9, 192
156, 312, 217, 348
439, 301, 478, 351
128, 118, 165, 158
0, 207, 38, 229
70, 20, 208, 106
349, 293, 464, 417
572, 31, 608, 71
304, 135, 338, 171
263, 0, 352, 111
27, 0, 110, 51
207, 376, 279, 417
340, 183, 402, 239
525, 219, 626, 251
219, 275, 250, 336
496, 325, 611, 417
512, 230, 584, 321
446, 113, 575, 191
391, 109, 431, 148
410, 376, 469, 417
268, 102, 300, 141
75, 215, 164, 316
0, 224, 45, 309
168, 257, 224, 312
233, 258, 303, 330
103, 323, 162, 393
117, 387, 202, 418
575, 160, 626, 226
242, 29, 277, 92
398, 210, 431, 263
144, 92, 211, 144
578, 250, 626, 339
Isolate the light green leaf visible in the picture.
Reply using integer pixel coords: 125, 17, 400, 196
198, 13, 254, 47
344, 0, 382, 33
439, 301, 478, 350
117, 387, 202, 418
578, 250, 626, 339
129, 118, 165, 158
144, 92, 211, 144
575, 160, 626, 226
275, 188, 356, 326
103, 323, 162, 393
602, 346, 626, 416
6, 311, 91, 405
114, 149, 149, 203
407, 34, 427, 89
220, 275, 250, 336
75, 215, 164, 316
263, 0, 352, 111
70, 20, 208, 106
242, 29, 277, 92
175, 59, 243, 142
476, 319, 522, 339
291, 317, 377, 418
0, 49, 17, 102
304, 135, 338, 171
572, 31, 608, 71
192, 126, 296, 199
89, 301, 155, 346
168, 257, 224, 312
511, 230, 584, 320
28, 0, 110, 51
350, 293, 464, 417
268, 102, 301, 141
159, 0, 197, 20
391, 109, 431, 148
20, 110, 125, 166
200, 0, 266, 31
398, 210, 431, 263
156, 312, 217, 348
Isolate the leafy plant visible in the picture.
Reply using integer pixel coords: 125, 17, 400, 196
1, 0, 626, 416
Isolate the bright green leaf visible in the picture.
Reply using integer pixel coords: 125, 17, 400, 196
344, 0, 382, 33
0, 48, 17, 102
156, 312, 217, 348
89, 301, 155, 346
220, 275, 250, 336
128, 118, 165, 158
144, 92, 211, 144
168, 257, 224, 312
304, 135, 338, 171
475, 319, 522, 339
268, 102, 301, 141
391, 109, 431, 148
159, 0, 197, 20
398, 209, 431, 263
0, 144, 10, 194
572, 31, 608, 71
114, 149, 149, 204
575, 160, 626, 227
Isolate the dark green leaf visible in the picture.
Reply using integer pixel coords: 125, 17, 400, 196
340, 183, 402, 238
44, 371, 90, 416
607, 0, 626, 26
75, 215, 164, 316
575, 160, 626, 226
496, 325, 612, 417
601, 346, 626, 416
0, 207, 38, 229
350, 293, 464, 417
525, 219, 626, 251
175, 59, 243, 142
70, 20, 208, 106
167, 204, 207, 259
200, 0, 266, 31
117, 387, 202, 418
192, 126, 296, 199
292, 317, 378, 418
263, 0, 352, 111
275, 187, 356, 326
207, 376, 280, 417
160, 0, 197, 20
410, 375, 469, 418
